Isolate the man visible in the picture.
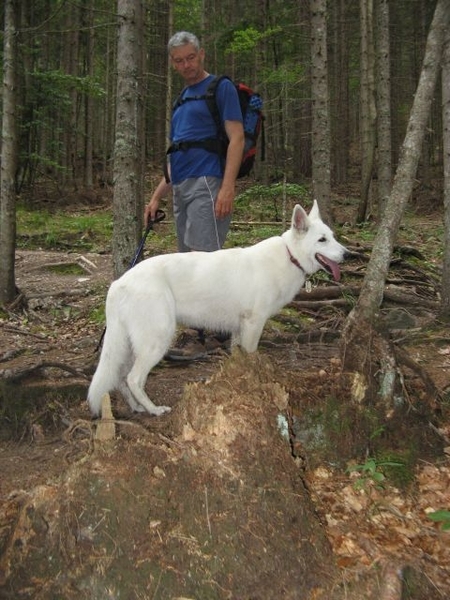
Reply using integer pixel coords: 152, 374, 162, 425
144, 31, 245, 252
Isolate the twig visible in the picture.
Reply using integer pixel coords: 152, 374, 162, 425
205, 486, 212, 537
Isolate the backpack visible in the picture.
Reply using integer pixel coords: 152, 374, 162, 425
166, 75, 265, 180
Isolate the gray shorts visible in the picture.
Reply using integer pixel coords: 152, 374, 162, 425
173, 176, 232, 252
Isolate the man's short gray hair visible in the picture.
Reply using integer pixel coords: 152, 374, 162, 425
168, 31, 200, 54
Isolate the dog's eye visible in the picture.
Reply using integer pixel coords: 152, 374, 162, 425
319, 236, 327, 242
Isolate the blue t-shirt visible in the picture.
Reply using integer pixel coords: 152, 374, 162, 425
169, 75, 243, 185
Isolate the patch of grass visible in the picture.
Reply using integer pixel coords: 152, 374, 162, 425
141, 229, 178, 256
226, 223, 282, 248
347, 457, 405, 491
427, 509, 450, 531
47, 263, 86, 275
234, 182, 310, 223
17, 205, 113, 251
89, 304, 106, 326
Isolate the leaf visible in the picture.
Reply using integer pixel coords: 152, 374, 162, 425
427, 509, 450, 525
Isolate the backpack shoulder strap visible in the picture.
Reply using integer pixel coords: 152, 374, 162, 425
172, 86, 207, 111
172, 75, 231, 114
204, 75, 231, 134
172, 86, 187, 111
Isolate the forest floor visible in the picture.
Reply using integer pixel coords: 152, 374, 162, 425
0, 191, 450, 599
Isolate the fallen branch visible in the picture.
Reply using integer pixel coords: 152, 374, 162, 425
1, 325, 48, 340
291, 298, 351, 310
294, 284, 438, 309
3, 361, 89, 383
26, 289, 89, 300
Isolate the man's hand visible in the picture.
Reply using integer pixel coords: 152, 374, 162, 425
215, 119, 244, 219
215, 185, 235, 219
144, 197, 160, 226
145, 178, 172, 226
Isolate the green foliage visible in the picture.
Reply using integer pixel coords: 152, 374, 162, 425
347, 457, 405, 491
236, 182, 309, 205
263, 63, 306, 87
225, 225, 281, 248
234, 182, 310, 223
47, 263, 86, 276
173, 0, 202, 32
16, 206, 112, 252
30, 69, 106, 98
89, 304, 106, 326
227, 26, 282, 55
427, 510, 450, 531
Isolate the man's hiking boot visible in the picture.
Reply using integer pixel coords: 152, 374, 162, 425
164, 328, 229, 361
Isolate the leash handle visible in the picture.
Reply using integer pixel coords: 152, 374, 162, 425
146, 209, 166, 231
130, 210, 166, 270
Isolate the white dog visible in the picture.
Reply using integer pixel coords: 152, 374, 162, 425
88, 201, 348, 417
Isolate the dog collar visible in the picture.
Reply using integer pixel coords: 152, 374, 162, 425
286, 245, 305, 273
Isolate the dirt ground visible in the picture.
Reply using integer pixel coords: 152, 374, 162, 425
1, 236, 450, 598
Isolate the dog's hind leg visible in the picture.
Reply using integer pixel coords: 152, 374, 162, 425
88, 325, 129, 416
123, 317, 175, 416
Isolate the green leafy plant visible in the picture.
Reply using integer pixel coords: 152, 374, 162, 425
427, 510, 450, 531
347, 457, 404, 490
17, 206, 113, 251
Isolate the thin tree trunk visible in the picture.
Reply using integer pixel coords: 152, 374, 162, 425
331, 0, 350, 185
310, 0, 331, 222
342, 0, 450, 399
84, 0, 94, 190
440, 20, 450, 316
0, 0, 18, 305
112, 0, 145, 278
375, 0, 391, 219
358, 0, 376, 222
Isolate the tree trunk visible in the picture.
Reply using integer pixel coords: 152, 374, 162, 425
0, 0, 19, 305
83, 0, 94, 190
112, 0, 145, 279
440, 20, 450, 317
330, 0, 350, 185
375, 0, 392, 219
357, 0, 376, 223
61, 0, 80, 189
341, 0, 450, 404
310, 0, 331, 223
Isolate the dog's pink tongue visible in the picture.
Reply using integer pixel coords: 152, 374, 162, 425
330, 261, 341, 281
316, 254, 341, 281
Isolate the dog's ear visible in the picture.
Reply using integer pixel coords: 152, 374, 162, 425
292, 204, 309, 232
309, 199, 321, 220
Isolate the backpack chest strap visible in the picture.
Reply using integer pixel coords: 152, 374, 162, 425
166, 138, 224, 155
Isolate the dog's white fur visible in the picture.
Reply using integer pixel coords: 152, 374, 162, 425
88, 201, 347, 417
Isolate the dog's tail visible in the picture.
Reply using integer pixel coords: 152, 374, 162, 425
88, 288, 130, 416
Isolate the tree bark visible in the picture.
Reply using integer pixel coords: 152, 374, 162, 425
341, 0, 450, 402
0, 0, 19, 305
375, 0, 392, 219
330, 0, 350, 185
440, 20, 450, 316
357, 0, 377, 223
112, 0, 145, 278
310, 0, 331, 222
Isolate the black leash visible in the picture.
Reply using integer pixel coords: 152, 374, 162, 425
129, 209, 165, 269
95, 210, 166, 353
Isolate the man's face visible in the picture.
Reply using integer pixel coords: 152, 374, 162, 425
170, 43, 205, 85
